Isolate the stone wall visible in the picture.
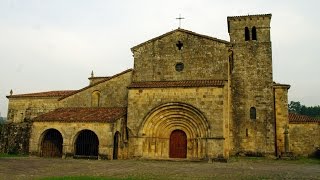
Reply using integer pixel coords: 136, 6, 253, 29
0, 122, 31, 154
60, 70, 132, 108
131, 29, 229, 82
274, 85, 290, 156
30, 117, 128, 159
127, 85, 229, 159
289, 122, 320, 157
228, 14, 275, 156
7, 97, 59, 123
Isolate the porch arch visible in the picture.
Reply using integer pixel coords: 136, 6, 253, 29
40, 128, 63, 158
73, 129, 99, 159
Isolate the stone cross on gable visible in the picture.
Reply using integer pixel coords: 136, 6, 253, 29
176, 14, 185, 28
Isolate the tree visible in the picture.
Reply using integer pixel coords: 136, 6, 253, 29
288, 101, 302, 114
288, 101, 320, 119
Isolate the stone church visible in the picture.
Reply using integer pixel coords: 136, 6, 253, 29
4, 14, 319, 160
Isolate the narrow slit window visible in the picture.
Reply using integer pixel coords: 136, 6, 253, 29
252, 26, 257, 40
245, 27, 250, 41
250, 107, 256, 120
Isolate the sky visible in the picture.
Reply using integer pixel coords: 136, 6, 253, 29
0, 0, 320, 117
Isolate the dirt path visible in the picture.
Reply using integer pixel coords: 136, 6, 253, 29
0, 157, 319, 179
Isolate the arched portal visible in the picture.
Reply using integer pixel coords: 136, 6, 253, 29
113, 131, 120, 159
139, 102, 209, 159
41, 129, 63, 158
74, 130, 99, 158
170, 130, 187, 158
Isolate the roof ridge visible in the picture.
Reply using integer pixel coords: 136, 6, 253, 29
59, 69, 133, 101
7, 90, 76, 98
131, 28, 229, 51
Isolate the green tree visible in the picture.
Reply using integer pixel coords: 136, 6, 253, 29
288, 101, 302, 114
288, 101, 320, 119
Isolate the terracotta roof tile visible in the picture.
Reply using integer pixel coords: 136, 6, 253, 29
59, 69, 132, 100
289, 113, 320, 124
7, 90, 76, 98
128, 80, 225, 88
33, 107, 127, 123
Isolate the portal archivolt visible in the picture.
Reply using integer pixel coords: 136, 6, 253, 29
139, 102, 209, 159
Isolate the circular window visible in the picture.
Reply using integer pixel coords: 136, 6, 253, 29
175, 62, 184, 72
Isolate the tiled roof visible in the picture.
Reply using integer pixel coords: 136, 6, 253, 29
7, 90, 76, 98
128, 80, 226, 88
59, 69, 132, 100
289, 113, 320, 123
33, 107, 127, 123
131, 28, 229, 51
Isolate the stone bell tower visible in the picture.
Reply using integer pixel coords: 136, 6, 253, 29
227, 14, 275, 156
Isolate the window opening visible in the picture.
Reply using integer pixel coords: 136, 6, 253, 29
176, 41, 183, 50
250, 107, 256, 120
175, 62, 184, 72
245, 27, 250, 41
252, 26, 257, 40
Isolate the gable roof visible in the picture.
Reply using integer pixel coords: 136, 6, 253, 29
289, 113, 320, 124
59, 69, 133, 100
6, 90, 76, 99
131, 28, 229, 52
33, 107, 127, 123
128, 80, 226, 89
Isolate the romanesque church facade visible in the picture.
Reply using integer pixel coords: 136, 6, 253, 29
5, 14, 319, 160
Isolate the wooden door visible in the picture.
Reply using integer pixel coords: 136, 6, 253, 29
41, 129, 63, 158
169, 130, 187, 158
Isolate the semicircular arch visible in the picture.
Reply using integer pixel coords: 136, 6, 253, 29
139, 102, 210, 139
39, 128, 64, 158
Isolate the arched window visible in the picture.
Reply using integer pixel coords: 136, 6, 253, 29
250, 107, 256, 120
91, 91, 100, 107
252, 26, 257, 40
245, 27, 250, 41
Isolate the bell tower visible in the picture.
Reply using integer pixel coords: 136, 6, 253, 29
227, 14, 275, 156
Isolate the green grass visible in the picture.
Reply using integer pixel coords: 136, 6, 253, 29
38, 176, 145, 180
39, 177, 116, 180
228, 156, 320, 164
289, 157, 320, 164
0, 153, 28, 158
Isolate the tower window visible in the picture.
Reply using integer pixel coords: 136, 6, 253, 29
252, 26, 257, 40
250, 107, 256, 120
245, 27, 250, 41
